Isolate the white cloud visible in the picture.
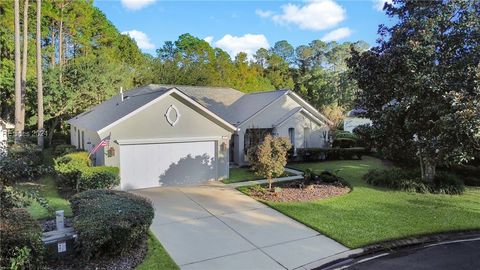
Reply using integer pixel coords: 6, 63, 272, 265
373, 0, 393, 11
122, 30, 155, 50
204, 36, 214, 44
321, 27, 352, 42
258, 0, 346, 31
255, 9, 273, 18
121, 0, 156, 11
214, 34, 269, 59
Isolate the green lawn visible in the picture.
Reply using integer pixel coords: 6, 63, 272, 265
240, 157, 480, 248
222, 167, 295, 184
16, 175, 72, 220
136, 232, 179, 270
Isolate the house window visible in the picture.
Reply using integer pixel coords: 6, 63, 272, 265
77, 130, 80, 149
81, 131, 85, 149
288, 128, 295, 146
304, 127, 310, 148
244, 128, 272, 153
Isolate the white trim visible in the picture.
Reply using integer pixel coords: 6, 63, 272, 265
287, 91, 334, 126
115, 136, 224, 145
273, 107, 303, 127
98, 87, 237, 136
274, 108, 328, 128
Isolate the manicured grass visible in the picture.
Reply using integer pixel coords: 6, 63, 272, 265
136, 232, 179, 270
16, 175, 72, 220
241, 157, 480, 248
222, 167, 295, 184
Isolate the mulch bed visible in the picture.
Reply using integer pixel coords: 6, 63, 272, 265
249, 181, 350, 202
40, 218, 74, 232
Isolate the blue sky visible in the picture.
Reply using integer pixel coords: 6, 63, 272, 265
94, 0, 395, 57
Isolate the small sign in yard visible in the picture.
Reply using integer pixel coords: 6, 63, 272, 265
58, 241, 67, 253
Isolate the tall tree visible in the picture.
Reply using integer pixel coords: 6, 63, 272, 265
36, 0, 43, 148
349, 0, 480, 182
14, 0, 22, 142
20, 0, 28, 132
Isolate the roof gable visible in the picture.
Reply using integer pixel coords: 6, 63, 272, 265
68, 85, 237, 134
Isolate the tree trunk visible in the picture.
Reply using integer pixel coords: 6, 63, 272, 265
48, 117, 60, 146
58, 8, 63, 84
20, 0, 29, 132
50, 28, 55, 66
36, 0, 44, 149
268, 178, 272, 191
422, 159, 436, 183
14, 0, 23, 143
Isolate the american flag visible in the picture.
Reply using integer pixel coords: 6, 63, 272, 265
88, 139, 109, 157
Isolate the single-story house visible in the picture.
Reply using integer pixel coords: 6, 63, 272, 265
68, 85, 332, 190
343, 109, 372, 133
0, 118, 14, 158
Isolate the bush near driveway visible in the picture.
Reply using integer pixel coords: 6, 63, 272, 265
54, 151, 119, 192
70, 190, 154, 260
265, 157, 480, 248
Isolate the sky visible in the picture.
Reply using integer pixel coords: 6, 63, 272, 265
94, 0, 395, 58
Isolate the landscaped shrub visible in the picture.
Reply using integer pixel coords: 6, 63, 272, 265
53, 144, 77, 157
318, 170, 344, 183
352, 124, 375, 152
0, 209, 44, 269
247, 135, 292, 190
363, 168, 465, 195
446, 164, 480, 187
432, 172, 465, 195
77, 166, 120, 191
70, 190, 154, 260
54, 151, 91, 189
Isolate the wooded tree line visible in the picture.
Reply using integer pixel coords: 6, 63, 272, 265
0, 0, 368, 145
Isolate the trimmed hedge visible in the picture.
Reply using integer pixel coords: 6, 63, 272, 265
363, 168, 465, 195
54, 152, 119, 192
0, 209, 44, 269
297, 147, 366, 161
78, 166, 120, 191
70, 190, 154, 260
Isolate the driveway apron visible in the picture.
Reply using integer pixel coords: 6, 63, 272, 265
134, 183, 349, 270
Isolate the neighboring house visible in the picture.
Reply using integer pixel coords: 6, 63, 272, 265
0, 118, 14, 158
68, 85, 332, 190
343, 109, 372, 133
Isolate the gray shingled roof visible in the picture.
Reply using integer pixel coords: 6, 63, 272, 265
68, 85, 171, 131
68, 84, 291, 132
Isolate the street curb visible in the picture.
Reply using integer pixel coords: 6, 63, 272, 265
314, 230, 480, 270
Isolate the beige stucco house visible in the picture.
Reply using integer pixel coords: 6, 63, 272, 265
68, 85, 332, 190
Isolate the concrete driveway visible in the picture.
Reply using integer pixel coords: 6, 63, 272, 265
134, 183, 349, 270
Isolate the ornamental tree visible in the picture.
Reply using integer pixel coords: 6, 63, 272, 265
248, 135, 292, 190
349, 0, 480, 182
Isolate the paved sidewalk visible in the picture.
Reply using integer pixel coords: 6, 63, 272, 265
227, 168, 304, 188
135, 182, 348, 270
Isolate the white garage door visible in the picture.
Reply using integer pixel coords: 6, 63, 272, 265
120, 141, 217, 190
